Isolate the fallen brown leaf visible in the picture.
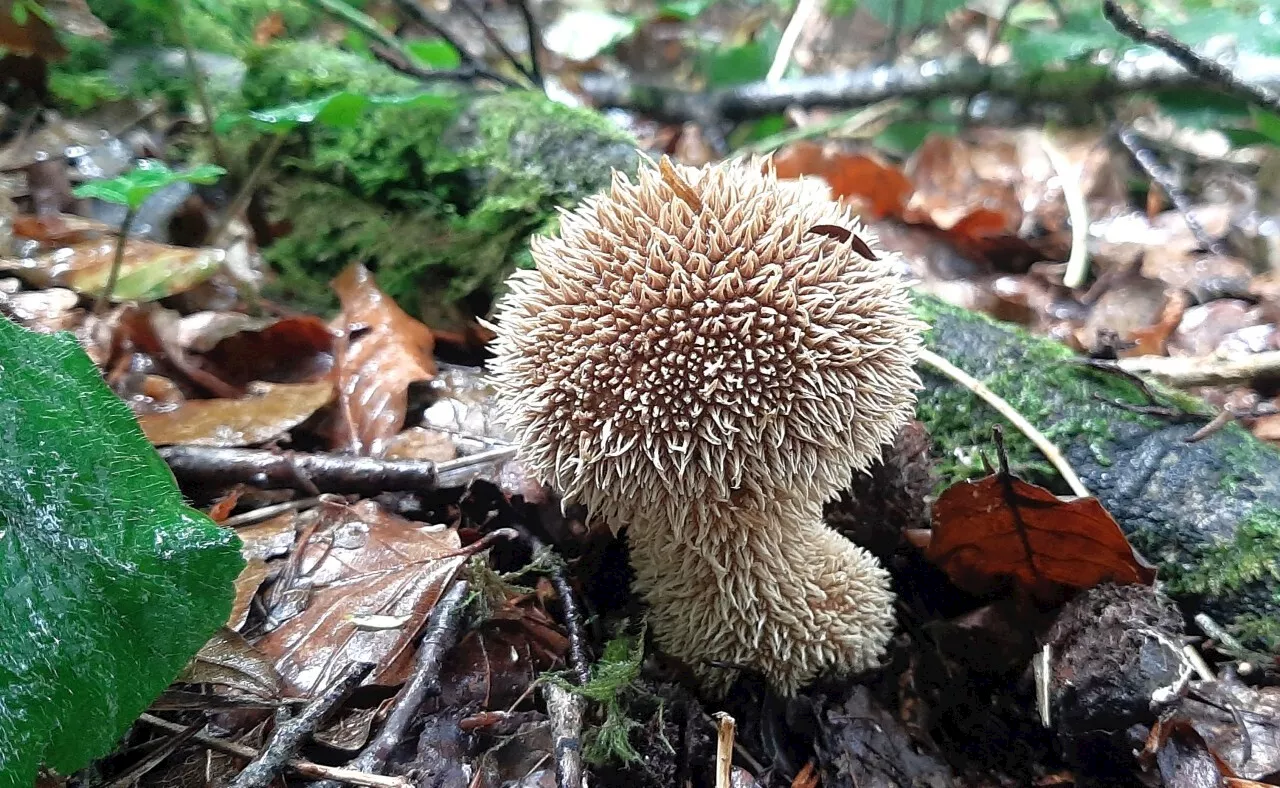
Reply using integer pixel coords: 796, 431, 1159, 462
925, 471, 1156, 602
136, 380, 335, 447
331, 263, 436, 457
253, 501, 466, 695
773, 140, 912, 220
179, 628, 284, 699
200, 314, 336, 386
0, 237, 223, 302
227, 557, 269, 631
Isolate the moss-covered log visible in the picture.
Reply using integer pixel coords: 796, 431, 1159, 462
916, 295, 1280, 650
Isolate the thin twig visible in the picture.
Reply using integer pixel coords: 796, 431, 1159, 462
513, 0, 544, 88
543, 681, 587, 788
220, 495, 326, 528
453, 0, 537, 86
961, 0, 1021, 124
768, 0, 820, 83
1115, 350, 1280, 388
208, 133, 286, 246
1040, 135, 1091, 289
94, 206, 137, 315
310, 579, 472, 788
1116, 126, 1225, 255
105, 720, 203, 788
919, 348, 1090, 497
713, 712, 736, 788
159, 445, 518, 495
510, 525, 591, 685
739, 100, 900, 154
228, 661, 374, 788
1102, 0, 1280, 115
387, 0, 522, 88
137, 714, 410, 788
175, 6, 227, 170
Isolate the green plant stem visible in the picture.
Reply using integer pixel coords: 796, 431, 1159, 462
175, 6, 227, 170
95, 206, 137, 315
208, 132, 287, 246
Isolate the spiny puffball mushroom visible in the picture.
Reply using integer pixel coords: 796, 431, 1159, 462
487, 155, 926, 694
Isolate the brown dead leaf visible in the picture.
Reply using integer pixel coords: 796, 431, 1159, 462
773, 140, 912, 220
227, 557, 268, 631
1185, 678, 1280, 780
200, 314, 336, 386
0, 237, 223, 302
207, 487, 245, 523
179, 628, 284, 698
252, 500, 466, 695
136, 380, 334, 447
384, 427, 457, 462
925, 472, 1156, 602
332, 263, 436, 457
791, 761, 819, 788
11, 213, 111, 245
236, 511, 299, 561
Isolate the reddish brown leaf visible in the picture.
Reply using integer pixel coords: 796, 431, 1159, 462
791, 761, 819, 788
331, 263, 436, 457
809, 224, 879, 260
200, 314, 336, 386
660, 154, 704, 212
925, 473, 1156, 601
252, 501, 466, 694
206, 487, 245, 522
136, 380, 335, 447
773, 141, 912, 220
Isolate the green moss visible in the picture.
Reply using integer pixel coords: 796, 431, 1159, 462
913, 294, 1173, 490
238, 43, 638, 322
1164, 505, 1280, 600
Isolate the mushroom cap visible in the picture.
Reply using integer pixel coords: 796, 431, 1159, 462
487, 156, 925, 525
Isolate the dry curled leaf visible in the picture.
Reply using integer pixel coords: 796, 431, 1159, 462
332, 263, 436, 457
136, 380, 335, 447
925, 471, 1156, 602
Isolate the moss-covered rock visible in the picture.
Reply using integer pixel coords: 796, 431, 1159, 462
916, 293, 1280, 650
237, 43, 639, 322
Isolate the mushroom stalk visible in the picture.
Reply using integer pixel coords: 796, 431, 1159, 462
626, 496, 894, 694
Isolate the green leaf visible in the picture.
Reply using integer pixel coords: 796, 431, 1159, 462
1009, 9, 1130, 69
0, 317, 243, 786
407, 39, 462, 69
213, 91, 453, 134
700, 24, 782, 88
861, 0, 966, 29
657, 0, 717, 21
1252, 106, 1280, 145
71, 160, 226, 210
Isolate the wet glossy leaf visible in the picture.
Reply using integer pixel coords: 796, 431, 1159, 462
1, 238, 224, 302
926, 472, 1156, 602
136, 380, 335, 447
332, 263, 436, 457
72, 159, 225, 210
178, 628, 283, 698
213, 91, 453, 134
0, 317, 243, 786
252, 501, 465, 694
200, 314, 335, 387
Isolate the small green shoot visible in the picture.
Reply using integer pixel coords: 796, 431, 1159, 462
546, 625, 649, 766
72, 160, 226, 312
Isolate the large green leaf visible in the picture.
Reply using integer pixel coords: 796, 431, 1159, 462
0, 318, 243, 786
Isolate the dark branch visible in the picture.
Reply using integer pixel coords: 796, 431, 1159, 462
513, 0, 544, 88
1116, 125, 1226, 255
510, 525, 591, 685
228, 661, 374, 788
310, 579, 473, 788
159, 445, 517, 495
453, 0, 538, 87
388, 0, 523, 89
1103, 0, 1280, 115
